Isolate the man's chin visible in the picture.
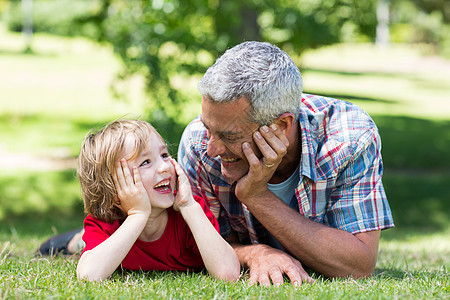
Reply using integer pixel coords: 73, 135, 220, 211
221, 165, 248, 184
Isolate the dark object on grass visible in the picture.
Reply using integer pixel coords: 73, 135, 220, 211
39, 228, 82, 255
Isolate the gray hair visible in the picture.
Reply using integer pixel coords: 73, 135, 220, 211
198, 41, 303, 125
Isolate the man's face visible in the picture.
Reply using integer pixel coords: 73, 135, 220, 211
201, 96, 261, 183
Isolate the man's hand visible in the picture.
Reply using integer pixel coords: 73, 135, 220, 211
113, 158, 151, 217
235, 124, 289, 203
238, 244, 314, 287
171, 158, 195, 211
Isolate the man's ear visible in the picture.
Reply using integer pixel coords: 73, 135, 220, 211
274, 113, 295, 136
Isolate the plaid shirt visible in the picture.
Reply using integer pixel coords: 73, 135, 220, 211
178, 94, 394, 245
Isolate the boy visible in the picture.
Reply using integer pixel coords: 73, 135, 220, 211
76, 119, 240, 282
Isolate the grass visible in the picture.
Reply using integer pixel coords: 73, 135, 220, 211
0, 248, 448, 299
0, 28, 449, 298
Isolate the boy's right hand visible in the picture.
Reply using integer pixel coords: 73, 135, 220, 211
113, 159, 151, 217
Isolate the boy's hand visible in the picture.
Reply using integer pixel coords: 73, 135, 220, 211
113, 158, 151, 217
170, 158, 195, 211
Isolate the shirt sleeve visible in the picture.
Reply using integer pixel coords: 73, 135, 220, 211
81, 215, 118, 256
193, 195, 220, 233
325, 127, 394, 234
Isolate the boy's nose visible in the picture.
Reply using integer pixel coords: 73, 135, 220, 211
158, 159, 171, 173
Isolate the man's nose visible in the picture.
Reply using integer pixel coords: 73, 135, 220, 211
207, 135, 226, 158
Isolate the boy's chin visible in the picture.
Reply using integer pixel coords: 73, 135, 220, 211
151, 194, 175, 209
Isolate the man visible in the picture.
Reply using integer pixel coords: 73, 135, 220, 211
177, 41, 394, 286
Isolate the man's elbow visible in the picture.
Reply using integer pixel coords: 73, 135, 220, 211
347, 259, 377, 279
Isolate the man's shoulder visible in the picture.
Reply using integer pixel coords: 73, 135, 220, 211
179, 115, 208, 155
301, 93, 377, 139
300, 94, 381, 179
182, 116, 207, 143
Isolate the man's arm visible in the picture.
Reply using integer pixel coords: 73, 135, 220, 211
236, 194, 380, 278
236, 124, 385, 279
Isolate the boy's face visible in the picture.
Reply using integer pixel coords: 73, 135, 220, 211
122, 131, 176, 212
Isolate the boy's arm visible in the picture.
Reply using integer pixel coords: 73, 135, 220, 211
77, 213, 148, 281
171, 159, 240, 282
77, 159, 151, 281
180, 202, 240, 282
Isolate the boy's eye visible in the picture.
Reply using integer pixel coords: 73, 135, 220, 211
140, 159, 150, 167
161, 153, 169, 159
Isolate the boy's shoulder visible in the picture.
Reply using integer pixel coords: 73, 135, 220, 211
84, 214, 122, 233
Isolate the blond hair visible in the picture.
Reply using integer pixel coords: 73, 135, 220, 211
77, 119, 161, 223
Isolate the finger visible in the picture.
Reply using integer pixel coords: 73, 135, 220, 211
170, 158, 186, 184
285, 264, 315, 286
270, 124, 289, 148
169, 157, 177, 170
258, 272, 271, 287
259, 125, 287, 157
248, 270, 258, 287
292, 259, 314, 284
253, 130, 278, 164
301, 271, 315, 283
120, 158, 134, 185
170, 158, 184, 176
242, 142, 260, 168
284, 265, 303, 287
268, 268, 284, 287
113, 159, 126, 190
133, 166, 142, 187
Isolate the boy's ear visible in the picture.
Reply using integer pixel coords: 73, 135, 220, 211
113, 197, 121, 209
274, 113, 295, 136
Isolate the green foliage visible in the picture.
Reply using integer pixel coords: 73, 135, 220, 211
94, 0, 381, 127
0, 170, 81, 220
4, 0, 105, 39
391, 0, 450, 57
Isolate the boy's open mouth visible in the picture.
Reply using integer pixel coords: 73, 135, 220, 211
153, 179, 171, 192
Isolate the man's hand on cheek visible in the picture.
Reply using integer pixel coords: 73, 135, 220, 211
235, 124, 289, 204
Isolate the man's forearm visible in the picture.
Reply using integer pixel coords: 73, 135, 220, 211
242, 193, 380, 278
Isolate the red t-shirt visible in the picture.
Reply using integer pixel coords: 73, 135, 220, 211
81, 196, 219, 272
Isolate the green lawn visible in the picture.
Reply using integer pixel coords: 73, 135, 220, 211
0, 29, 449, 298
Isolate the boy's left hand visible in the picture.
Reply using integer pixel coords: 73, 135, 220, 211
170, 158, 195, 211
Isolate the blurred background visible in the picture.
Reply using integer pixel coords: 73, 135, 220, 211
0, 0, 449, 251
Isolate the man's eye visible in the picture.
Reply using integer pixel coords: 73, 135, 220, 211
140, 159, 150, 167
223, 136, 239, 142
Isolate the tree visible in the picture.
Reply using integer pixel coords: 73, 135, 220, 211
92, 0, 379, 141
